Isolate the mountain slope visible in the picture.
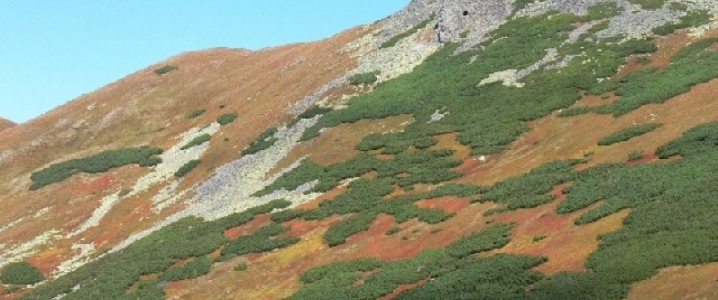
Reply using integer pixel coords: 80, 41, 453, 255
0, 118, 15, 132
2, 0, 718, 299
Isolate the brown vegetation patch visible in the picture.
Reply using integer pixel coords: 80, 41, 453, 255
428, 132, 472, 159
617, 28, 718, 78
69, 174, 113, 195
164, 200, 495, 299
625, 262, 718, 300
461, 76, 718, 185
415, 196, 471, 213
482, 184, 629, 274
0, 24, 371, 283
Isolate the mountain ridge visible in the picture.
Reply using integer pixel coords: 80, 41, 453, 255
0, 118, 15, 132
2, 0, 718, 299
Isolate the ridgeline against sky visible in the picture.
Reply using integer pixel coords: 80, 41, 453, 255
0, 1, 409, 123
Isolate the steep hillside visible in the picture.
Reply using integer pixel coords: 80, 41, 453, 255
2, 0, 718, 299
0, 118, 15, 132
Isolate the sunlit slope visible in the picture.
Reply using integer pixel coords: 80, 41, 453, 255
2, 0, 718, 299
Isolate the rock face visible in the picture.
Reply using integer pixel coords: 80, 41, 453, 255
381, 0, 718, 51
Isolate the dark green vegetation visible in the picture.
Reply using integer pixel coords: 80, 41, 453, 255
19, 200, 292, 300
584, 2, 624, 20
180, 133, 211, 150
186, 109, 206, 119
233, 263, 248, 272
480, 160, 579, 210
153, 65, 177, 75
302, 10, 659, 156
652, 10, 711, 35
218, 223, 300, 261
513, 0, 536, 12
589, 36, 718, 116
289, 224, 550, 300
628, 0, 665, 9
241, 127, 278, 156
285, 121, 718, 300
30, 147, 163, 190
0, 262, 44, 285
557, 106, 592, 118
380, 15, 434, 49
288, 106, 333, 127
24, 5, 718, 299
597, 123, 662, 146
174, 159, 201, 177
255, 148, 483, 246
348, 71, 380, 86
157, 256, 213, 282
627, 150, 644, 161
216, 113, 238, 125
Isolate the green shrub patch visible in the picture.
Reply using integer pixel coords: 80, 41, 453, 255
0, 262, 44, 285
30, 146, 163, 190
597, 123, 662, 146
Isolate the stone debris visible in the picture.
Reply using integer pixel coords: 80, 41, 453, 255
428, 107, 449, 123
110, 117, 323, 253
53, 243, 95, 278
0, 229, 60, 268
66, 193, 120, 237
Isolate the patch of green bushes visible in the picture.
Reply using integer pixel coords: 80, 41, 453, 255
349, 71, 380, 86
261, 149, 481, 246
20, 199, 291, 300
174, 159, 201, 177
219, 223, 301, 261
186, 109, 206, 119
480, 160, 579, 210
445, 224, 513, 258
158, 256, 213, 282
153, 65, 177, 75
652, 10, 711, 35
628, 150, 644, 161
628, 0, 665, 9
590, 36, 718, 116
288, 224, 544, 300
557, 106, 593, 118
597, 123, 662, 146
303, 11, 657, 157
234, 263, 248, 272
30, 146, 163, 190
180, 133, 211, 150
583, 2, 624, 21
217, 113, 238, 125
385, 226, 401, 235
241, 127, 279, 156
0, 262, 44, 285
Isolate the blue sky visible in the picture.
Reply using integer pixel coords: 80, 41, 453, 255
0, 1, 409, 123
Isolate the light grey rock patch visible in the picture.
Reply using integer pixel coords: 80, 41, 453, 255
67, 193, 120, 237
0, 229, 60, 268
428, 107, 449, 123
53, 243, 95, 278
597, 7, 684, 39
111, 117, 323, 253
480, 48, 559, 87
